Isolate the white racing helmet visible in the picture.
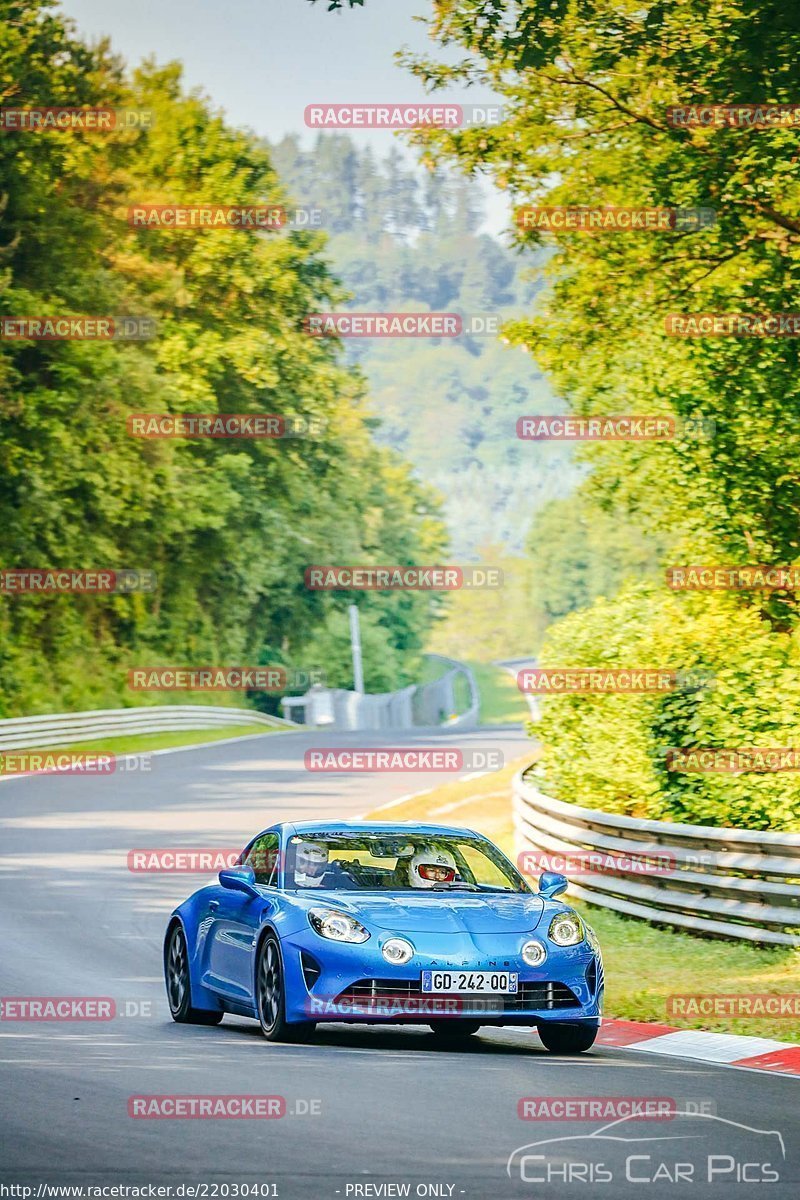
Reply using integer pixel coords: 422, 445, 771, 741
408, 846, 457, 889
295, 841, 328, 887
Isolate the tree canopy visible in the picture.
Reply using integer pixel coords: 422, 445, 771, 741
0, 0, 445, 714
400, 0, 800, 829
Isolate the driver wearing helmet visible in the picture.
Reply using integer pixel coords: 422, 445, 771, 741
294, 840, 358, 889
294, 841, 329, 888
408, 845, 458, 889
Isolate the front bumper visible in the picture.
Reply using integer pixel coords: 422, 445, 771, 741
281, 925, 603, 1026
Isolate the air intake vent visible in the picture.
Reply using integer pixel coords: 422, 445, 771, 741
300, 951, 321, 989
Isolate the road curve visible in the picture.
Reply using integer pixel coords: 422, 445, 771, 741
0, 727, 797, 1199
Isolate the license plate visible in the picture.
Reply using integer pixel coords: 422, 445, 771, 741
420, 970, 518, 994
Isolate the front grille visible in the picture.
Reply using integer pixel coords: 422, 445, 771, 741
336, 978, 580, 1011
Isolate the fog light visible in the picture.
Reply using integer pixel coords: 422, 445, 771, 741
382, 937, 414, 964
522, 939, 547, 967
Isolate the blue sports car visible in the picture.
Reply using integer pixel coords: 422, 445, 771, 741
164, 820, 604, 1053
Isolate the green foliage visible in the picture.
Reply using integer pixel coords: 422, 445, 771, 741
534, 585, 800, 831
427, 550, 541, 660
404, 0, 800, 580
0, 1, 445, 715
401, 0, 800, 827
526, 489, 669, 626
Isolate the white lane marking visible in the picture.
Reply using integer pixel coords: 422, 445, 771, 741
352, 788, 435, 819
430, 790, 504, 816
353, 765, 505, 820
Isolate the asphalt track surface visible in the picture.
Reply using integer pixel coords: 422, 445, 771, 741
1, 727, 797, 1199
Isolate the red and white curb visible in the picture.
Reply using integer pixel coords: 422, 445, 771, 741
598, 1018, 800, 1078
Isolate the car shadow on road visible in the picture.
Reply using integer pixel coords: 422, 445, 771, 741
216, 1017, 553, 1055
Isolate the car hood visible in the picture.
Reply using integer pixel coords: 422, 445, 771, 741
296, 891, 545, 934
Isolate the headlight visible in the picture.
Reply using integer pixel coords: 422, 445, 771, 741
548, 911, 585, 946
521, 939, 547, 967
308, 908, 370, 944
382, 937, 414, 964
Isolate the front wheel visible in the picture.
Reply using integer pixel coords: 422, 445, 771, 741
538, 1021, 598, 1054
429, 1020, 481, 1039
165, 923, 223, 1025
256, 934, 315, 1043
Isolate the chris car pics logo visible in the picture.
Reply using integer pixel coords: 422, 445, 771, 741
507, 1112, 785, 1185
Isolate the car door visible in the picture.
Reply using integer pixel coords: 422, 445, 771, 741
205, 833, 280, 1002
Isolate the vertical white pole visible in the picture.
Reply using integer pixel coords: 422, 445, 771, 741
349, 604, 365, 693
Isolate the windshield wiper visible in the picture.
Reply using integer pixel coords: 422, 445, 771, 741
430, 881, 481, 891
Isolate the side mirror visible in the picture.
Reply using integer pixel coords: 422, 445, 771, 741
219, 866, 259, 897
539, 870, 568, 899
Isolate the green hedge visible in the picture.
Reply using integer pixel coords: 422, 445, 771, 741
532, 584, 800, 831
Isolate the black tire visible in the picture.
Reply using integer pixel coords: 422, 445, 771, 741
165, 923, 223, 1025
538, 1021, 598, 1054
429, 1020, 481, 1039
256, 934, 315, 1043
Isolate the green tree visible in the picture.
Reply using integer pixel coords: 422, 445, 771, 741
397, 0, 800, 827
526, 490, 668, 625
0, 1, 445, 714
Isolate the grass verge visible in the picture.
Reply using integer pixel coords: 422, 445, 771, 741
365, 760, 800, 1042
3, 723, 284, 760
470, 661, 529, 725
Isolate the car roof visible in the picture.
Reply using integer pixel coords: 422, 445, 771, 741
253, 819, 483, 840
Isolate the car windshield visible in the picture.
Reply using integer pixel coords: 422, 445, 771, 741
287, 833, 529, 893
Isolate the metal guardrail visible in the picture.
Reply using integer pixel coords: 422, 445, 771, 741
513, 765, 800, 946
0, 705, 292, 751
282, 656, 479, 731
